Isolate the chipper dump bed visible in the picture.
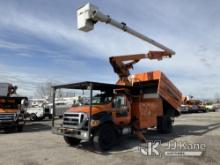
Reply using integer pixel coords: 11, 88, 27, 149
131, 70, 182, 117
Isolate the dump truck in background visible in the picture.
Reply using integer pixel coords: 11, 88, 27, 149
181, 96, 207, 113
52, 3, 182, 151
0, 83, 28, 132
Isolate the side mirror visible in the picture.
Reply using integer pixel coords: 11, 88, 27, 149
21, 98, 28, 109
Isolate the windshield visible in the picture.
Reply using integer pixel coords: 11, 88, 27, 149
79, 94, 112, 106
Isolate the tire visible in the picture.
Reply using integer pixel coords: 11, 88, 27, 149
93, 124, 116, 151
157, 116, 173, 134
64, 136, 81, 146
30, 113, 37, 121
17, 125, 23, 132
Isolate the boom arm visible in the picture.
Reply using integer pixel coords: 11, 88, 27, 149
76, 3, 175, 85
77, 3, 175, 55
110, 51, 171, 85
7, 85, 17, 97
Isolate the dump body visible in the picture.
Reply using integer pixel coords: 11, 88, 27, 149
131, 71, 182, 115
131, 97, 163, 129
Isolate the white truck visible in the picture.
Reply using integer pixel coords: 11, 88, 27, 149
27, 99, 51, 121
45, 99, 74, 118
27, 97, 77, 121
26, 105, 47, 121
204, 103, 216, 112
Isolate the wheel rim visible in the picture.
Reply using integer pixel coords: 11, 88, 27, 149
30, 114, 36, 120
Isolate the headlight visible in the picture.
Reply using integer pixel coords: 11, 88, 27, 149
90, 119, 100, 127
81, 132, 88, 138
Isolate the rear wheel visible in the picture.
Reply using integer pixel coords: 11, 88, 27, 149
93, 124, 116, 151
157, 116, 173, 134
64, 136, 81, 146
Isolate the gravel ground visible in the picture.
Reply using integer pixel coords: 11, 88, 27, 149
0, 110, 220, 165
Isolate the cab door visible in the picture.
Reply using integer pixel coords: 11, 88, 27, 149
112, 95, 131, 125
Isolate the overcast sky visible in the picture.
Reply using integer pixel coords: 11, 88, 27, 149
0, 0, 219, 99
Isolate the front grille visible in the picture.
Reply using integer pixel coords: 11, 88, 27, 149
63, 112, 87, 129
0, 113, 15, 121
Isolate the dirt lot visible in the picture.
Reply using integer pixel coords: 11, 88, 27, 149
1, 110, 220, 165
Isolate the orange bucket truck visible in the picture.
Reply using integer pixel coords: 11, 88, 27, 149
52, 3, 182, 151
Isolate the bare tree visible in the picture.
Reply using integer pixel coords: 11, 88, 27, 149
35, 82, 76, 101
35, 82, 53, 100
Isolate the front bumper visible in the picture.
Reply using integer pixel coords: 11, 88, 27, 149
52, 127, 89, 140
0, 120, 17, 129
0, 113, 24, 129
43, 113, 51, 117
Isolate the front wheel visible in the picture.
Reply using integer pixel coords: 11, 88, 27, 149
93, 124, 116, 151
64, 136, 81, 146
30, 113, 37, 121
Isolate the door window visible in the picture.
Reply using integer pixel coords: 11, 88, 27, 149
113, 95, 128, 117
113, 96, 125, 108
